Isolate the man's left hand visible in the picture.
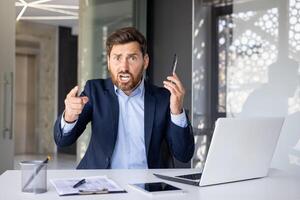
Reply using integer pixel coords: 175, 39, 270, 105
163, 73, 185, 115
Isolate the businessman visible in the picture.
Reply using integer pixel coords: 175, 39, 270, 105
54, 27, 194, 169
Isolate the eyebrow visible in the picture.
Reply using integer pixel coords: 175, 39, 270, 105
127, 53, 138, 56
112, 53, 121, 57
111, 53, 139, 57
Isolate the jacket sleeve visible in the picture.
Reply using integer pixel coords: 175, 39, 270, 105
166, 113, 195, 163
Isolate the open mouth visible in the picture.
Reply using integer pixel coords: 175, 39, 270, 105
118, 73, 131, 83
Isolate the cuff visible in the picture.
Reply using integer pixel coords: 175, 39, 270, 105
60, 111, 77, 135
170, 109, 188, 128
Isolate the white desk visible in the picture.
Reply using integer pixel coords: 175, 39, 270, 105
0, 168, 299, 200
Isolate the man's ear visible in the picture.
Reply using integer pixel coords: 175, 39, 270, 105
143, 54, 149, 70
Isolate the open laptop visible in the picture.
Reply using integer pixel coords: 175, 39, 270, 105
154, 117, 284, 186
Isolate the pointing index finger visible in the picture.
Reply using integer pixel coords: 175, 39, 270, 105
67, 86, 79, 98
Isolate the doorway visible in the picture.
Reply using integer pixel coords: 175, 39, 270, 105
14, 53, 38, 154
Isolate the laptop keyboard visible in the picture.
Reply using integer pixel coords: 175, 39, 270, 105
176, 173, 202, 180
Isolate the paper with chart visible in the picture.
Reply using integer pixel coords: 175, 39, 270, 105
50, 176, 125, 196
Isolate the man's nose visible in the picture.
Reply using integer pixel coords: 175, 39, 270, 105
119, 58, 129, 70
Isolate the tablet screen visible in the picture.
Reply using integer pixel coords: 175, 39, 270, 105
133, 182, 181, 192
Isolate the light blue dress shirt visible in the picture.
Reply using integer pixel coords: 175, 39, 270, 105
61, 79, 188, 169
111, 81, 147, 169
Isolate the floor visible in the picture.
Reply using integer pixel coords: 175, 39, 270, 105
14, 153, 77, 170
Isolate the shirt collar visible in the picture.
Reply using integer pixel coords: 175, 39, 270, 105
114, 78, 145, 98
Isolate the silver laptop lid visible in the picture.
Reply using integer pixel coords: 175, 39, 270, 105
200, 117, 284, 186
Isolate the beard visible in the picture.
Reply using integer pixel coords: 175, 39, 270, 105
109, 66, 145, 93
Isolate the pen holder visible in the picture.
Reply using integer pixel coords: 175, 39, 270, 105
20, 160, 47, 193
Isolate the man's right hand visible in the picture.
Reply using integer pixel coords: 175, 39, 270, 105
64, 86, 89, 123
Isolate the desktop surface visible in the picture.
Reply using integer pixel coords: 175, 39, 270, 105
0, 168, 299, 200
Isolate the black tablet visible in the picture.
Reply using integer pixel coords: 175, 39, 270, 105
130, 182, 184, 195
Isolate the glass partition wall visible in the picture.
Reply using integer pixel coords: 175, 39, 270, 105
77, 0, 147, 161
192, 0, 300, 174
229, 0, 300, 174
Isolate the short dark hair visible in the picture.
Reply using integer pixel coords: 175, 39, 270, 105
106, 27, 147, 57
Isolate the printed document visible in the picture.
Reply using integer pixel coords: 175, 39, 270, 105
50, 176, 125, 196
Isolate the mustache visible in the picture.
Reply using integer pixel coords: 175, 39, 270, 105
118, 71, 133, 76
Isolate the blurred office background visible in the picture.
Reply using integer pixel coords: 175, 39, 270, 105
0, 0, 299, 175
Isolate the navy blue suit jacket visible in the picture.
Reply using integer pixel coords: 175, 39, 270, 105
54, 78, 194, 169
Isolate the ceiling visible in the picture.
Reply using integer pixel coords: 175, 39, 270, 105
15, 0, 78, 28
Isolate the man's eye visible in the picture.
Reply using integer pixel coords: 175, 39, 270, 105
114, 56, 121, 61
129, 56, 137, 61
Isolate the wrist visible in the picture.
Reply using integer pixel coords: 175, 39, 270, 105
65, 118, 77, 124
63, 111, 78, 123
171, 108, 183, 115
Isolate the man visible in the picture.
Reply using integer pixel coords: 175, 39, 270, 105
54, 27, 194, 169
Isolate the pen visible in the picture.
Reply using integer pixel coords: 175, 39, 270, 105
171, 54, 178, 74
22, 156, 51, 191
78, 188, 108, 195
73, 179, 86, 188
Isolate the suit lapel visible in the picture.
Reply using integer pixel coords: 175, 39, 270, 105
105, 79, 119, 155
144, 83, 156, 157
